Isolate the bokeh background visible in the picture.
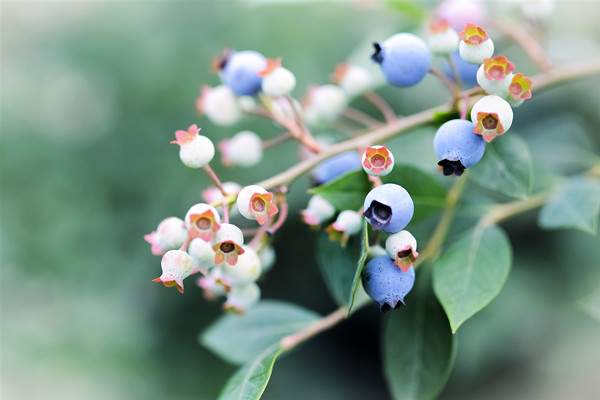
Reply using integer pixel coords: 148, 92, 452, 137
1, 1, 600, 399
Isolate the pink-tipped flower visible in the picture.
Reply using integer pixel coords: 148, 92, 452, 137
202, 181, 241, 204
326, 210, 363, 247
470, 95, 513, 142
236, 185, 278, 225
170, 124, 215, 169
331, 64, 372, 97
361, 145, 395, 177
507, 73, 533, 107
224, 282, 260, 314
458, 24, 494, 64
195, 85, 242, 126
219, 131, 263, 167
220, 246, 262, 287
259, 58, 296, 97
301, 195, 335, 226
426, 19, 459, 55
476, 56, 515, 97
212, 223, 245, 266
144, 217, 187, 256
152, 250, 197, 294
385, 230, 419, 272
184, 203, 221, 242
196, 266, 228, 300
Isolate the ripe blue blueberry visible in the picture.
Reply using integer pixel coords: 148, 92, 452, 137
371, 33, 431, 87
434, 119, 485, 176
361, 256, 415, 311
443, 51, 478, 88
220, 50, 267, 96
312, 151, 361, 185
363, 184, 414, 233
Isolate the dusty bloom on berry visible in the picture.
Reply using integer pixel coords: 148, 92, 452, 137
236, 185, 278, 225
507, 73, 533, 107
220, 246, 262, 287
202, 181, 241, 204
195, 85, 242, 126
458, 24, 494, 64
259, 58, 296, 97
188, 238, 216, 269
331, 63, 373, 97
170, 124, 215, 169
426, 18, 459, 55
326, 210, 363, 246
212, 223, 245, 266
361, 145, 395, 177
185, 203, 221, 242
219, 131, 263, 167
470, 95, 513, 142
224, 282, 261, 314
152, 250, 197, 294
385, 230, 419, 272
144, 217, 187, 256
301, 195, 335, 226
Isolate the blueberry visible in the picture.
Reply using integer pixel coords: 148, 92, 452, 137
442, 51, 479, 88
312, 151, 361, 185
220, 50, 267, 96
363, 184, 414, 233
434, 119, 485, 176
371, 33, 431, 87
362, 256, 415, 311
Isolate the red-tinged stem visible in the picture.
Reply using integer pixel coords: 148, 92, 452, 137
262, 132, 293, 150
221, 197, 230, 224
202, 164, 227, 196
429, 67, 460, 100
364, 91, 397, 122
268, 194, 289, 235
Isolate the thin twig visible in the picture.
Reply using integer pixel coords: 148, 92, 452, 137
364, 91, 397, 122
262, 132, 292, 150
342, 107, 382, 128
429, 67, 459, 99
495, 19, 552, 72
280, 307, 347, 351
202, 164, 227, 196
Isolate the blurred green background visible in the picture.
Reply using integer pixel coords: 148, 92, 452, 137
1, 1, 600, 399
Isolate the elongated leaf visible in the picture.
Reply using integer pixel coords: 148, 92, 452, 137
316, 232, 361, 306
470, 134, 533, 199
539, 177, 600, 235
219, 345, 282, 400
347, 219, 370, 314
433, 224, 512, 333
383, 268, 456, 400
383, 164, 447, 223
309, 170, 370, 211
201, 301, 319, 365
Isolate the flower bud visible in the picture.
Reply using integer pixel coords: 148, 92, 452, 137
224, 282, 260, 314
301, 195, 335, 226
385, 230, 419, 272
170, 124, 215, 169
260, 58, 296, 97
331, 64, 372, 97
196, 85, 242, 126
184, 203, 221, 242
219, 131, 263, 167
212, 223, 245, 266
426, 19, 459, 55
220, 246, 262, 287
144, 217, 187, 256
202, 181, 241, 204
326, 210, 363, 246
197, 267, 227, 300
303, 85, 347, 126
152, 250, 196, 294
188, 238, 216, 269
236, 185, 278, 225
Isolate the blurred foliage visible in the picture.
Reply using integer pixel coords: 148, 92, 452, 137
1, 1, 600, 399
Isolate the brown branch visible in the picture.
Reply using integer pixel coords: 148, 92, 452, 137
342, 107, 382, 128
495, 19, 552, 72
364, 91, 398, 122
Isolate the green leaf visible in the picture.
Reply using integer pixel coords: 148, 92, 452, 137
383, 164, 447, 223
578, 282, 600, 321
433, 224, 512, 333
218, 345, 282, 400
539, 177, 600, 235
316, 232, 362, 306
385, 0, 427, 21
309, 170, 370, 211
383, 268, 456, 400
470, 134, 533, 199
347, 219, 370, 315
201, 301, 319, 365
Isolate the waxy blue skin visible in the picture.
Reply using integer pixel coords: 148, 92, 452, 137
372, 33, 431, 87
312, 151, 361, 185
221, 50, 267, 96
362, 256, 415, 311
443, 51, 478, 88
434, 119, 485, 175
363, 184, 414, 233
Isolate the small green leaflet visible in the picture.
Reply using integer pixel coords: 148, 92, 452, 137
309, 170, 371, 211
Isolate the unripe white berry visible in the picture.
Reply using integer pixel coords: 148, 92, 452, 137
332, 64, 373, 97
261, 60, 296, 97
301, 195, 335, 226
426, 20, 459, 55
171, 124, 215, 169
476, 65, 512, 97
197, 266, 227, 299
196, 85, 242, 126
213, 223, 245, 266
221, 246, 262, 287
236, 185, 278, 225
145, 217, 187, 256
184, 203, 221, 241
224, 282, 261, 314
334, 211, 363, 235
459, 39, 494, 64
202, 181, 241, 204
303, 85, 347, 125
153, 250, 196, 294
220, 131, 263, 167
237, 96, 258, 113
258, 245, 276, 273
470, 95, 513, 142
385, 230, 418, 271
188, 238, 216, 269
